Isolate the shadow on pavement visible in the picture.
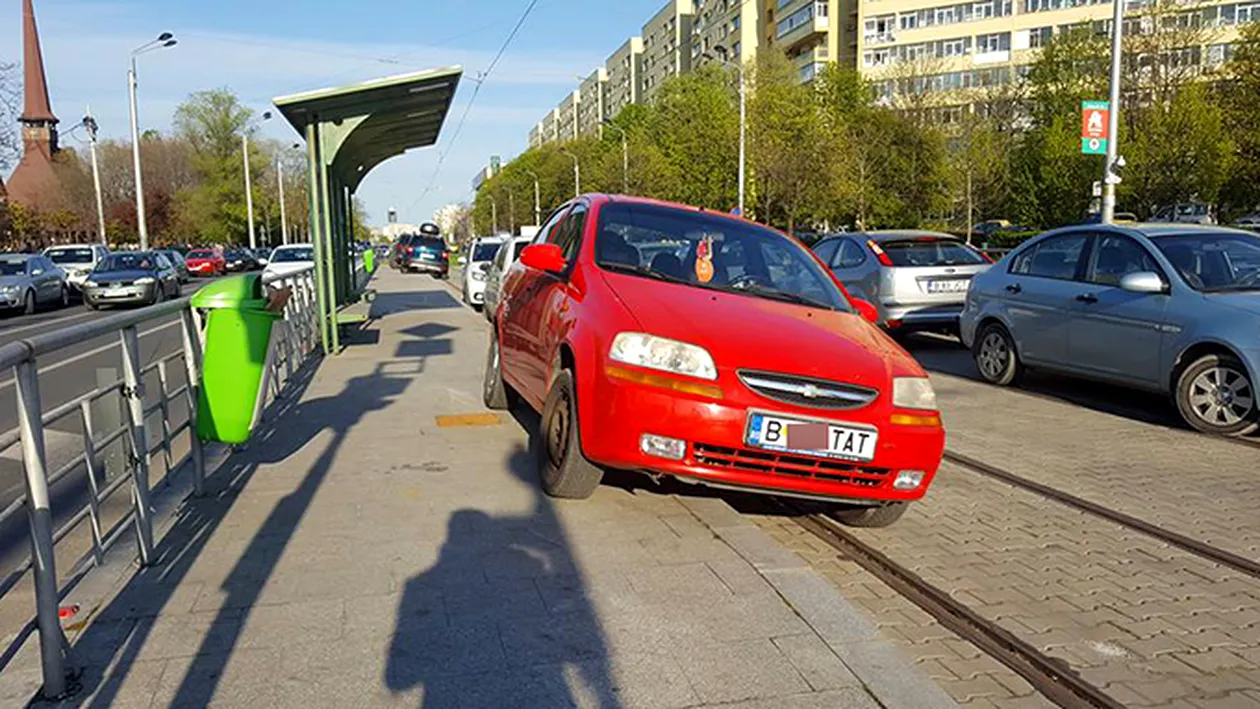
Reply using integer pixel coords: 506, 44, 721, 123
901, 332, 1190, 430
370, 290, 461, 317
387, 408, 621, 708
45, 353, 416, 708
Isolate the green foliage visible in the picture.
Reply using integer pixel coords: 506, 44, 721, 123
1221, 22, 1260, 216
1122, 84, 1232, 214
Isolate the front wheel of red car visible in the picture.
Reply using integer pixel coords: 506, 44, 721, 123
832, 502, 908, 528
483, 333, 510, 410
539, 369, 603, 499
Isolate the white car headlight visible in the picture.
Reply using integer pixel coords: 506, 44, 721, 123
83, 281, 98, 288
892, 377, 937, 411
471, 270, 487, 282
0, 285, 19, 295
609, 333, 717, 381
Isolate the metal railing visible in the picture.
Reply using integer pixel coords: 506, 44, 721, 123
0, 266, 319, 699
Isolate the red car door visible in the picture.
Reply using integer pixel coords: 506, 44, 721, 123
520, 202, 590, 397
501, 206, 570, 404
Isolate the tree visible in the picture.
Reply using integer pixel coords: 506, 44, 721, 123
1122, 83, 1232, 215
0, 62, 20, 174
173, 89, 260, 244
1221, 22, 1260, 215
644, 65, 739, 209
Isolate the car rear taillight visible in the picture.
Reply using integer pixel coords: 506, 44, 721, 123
867, 240, 895, 267
442, 251, 449, 259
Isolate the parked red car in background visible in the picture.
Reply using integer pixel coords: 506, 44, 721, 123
184, 248, 225, 277
484, 195, 945, 527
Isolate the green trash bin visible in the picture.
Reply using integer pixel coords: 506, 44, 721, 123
192, 275, 283, 444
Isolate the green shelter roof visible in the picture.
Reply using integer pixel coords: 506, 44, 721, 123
273, 66, 463, 190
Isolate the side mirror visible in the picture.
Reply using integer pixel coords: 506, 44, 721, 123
520, 244, 566, 274
852, 298, 879, 324
30, 269, 43, 276
1119, 271, 1166, 294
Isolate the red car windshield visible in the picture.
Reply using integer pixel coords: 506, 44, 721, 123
594, 202, 850, 312
187, 250, 214, 259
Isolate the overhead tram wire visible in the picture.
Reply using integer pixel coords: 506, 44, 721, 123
410, 0, 542, 212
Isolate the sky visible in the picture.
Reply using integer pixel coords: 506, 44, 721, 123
3, 0, 664, 227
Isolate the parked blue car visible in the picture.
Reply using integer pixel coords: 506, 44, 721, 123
960, 224, 1260, 436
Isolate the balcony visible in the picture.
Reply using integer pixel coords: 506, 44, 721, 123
776, 2, 830, 48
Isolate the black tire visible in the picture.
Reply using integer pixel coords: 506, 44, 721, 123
538, 369, 603, 499
832, 502, 908, 528
85, 299, 99, 311
59, 286, 69, 309
483, 331, 510, 410
1175, 353, 1258, 436
22, 290, 35, 315
973, 322, 1022, 386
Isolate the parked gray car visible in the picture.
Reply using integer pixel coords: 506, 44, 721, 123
0, 254, 70, 314
482, 236, 532, 322
960, 224, 1260, 436
812, 230, 991, 332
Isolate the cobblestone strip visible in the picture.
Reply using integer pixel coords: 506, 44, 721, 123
932, 371, 1260, 564
748, 459, 1260, 708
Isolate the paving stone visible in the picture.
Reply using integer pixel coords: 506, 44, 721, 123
773, 633, 860, 691
677, 638, 810, 704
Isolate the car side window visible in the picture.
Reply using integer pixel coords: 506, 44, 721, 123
1086, 234, 1162, 286
534, 207, 569, 246
551, 205, 588, 262
156, 254, 172, 269
1010, 234, 1088, 281
813, 239, 839, 266
835, 239, 867, 269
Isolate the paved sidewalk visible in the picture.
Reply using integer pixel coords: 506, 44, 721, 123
15, 269, 958, 708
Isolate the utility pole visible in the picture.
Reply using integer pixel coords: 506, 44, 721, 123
488, 195, 498, 234
277, 154, 288, 245
705, 47, 745, 215
84, 107, 107, 245
1101, 0, 1125, 224
525, 170, 541, 225
127, 33, 176, 251
243, 133, 256, 248
604, 122, 629, 193
561, 150, 580, 197
508, 191, 515, 235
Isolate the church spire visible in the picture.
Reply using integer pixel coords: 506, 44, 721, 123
20, 0, 57, 125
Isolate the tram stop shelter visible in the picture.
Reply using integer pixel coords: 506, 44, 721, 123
273, 65, 463, 354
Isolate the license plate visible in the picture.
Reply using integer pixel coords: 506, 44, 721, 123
927, 279, 969, 294
745, 412, 878, 462
105, 288, 131, 297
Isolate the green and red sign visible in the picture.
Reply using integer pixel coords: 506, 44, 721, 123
1081, 100, 1109, 155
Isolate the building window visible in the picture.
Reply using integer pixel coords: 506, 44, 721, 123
864, 48, 893, 66
733, 15, 741, 30
1207, 42, 1234, 64
864, 14, 897, 44
900, 13, 918, 29
733, 40, 741, 56
777, 2, 826, 38
976, 32, 1010, 53
1028, 26, 1054, 47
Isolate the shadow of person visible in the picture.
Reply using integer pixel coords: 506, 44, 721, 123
54, 362, 409, 709
386, 434, 622, 709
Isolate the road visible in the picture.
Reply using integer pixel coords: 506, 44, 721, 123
0, 275, 237, 584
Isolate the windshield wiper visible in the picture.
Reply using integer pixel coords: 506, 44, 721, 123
721, 282, 836, 311
597, 261, 691, 285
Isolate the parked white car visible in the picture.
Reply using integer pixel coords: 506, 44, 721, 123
262, 244, 314, 283
43, 243, 109, 292
461, 237, 507, 309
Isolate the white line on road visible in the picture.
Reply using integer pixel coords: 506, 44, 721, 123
0, 309, 99, 340
0, 319, 184, 392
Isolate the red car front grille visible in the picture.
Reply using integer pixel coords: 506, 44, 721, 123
693, 443, 890, 488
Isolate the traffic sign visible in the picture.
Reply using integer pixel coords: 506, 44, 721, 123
1081, 100, 1109, 155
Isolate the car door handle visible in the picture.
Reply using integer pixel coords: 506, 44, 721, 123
1004, 284, 1021, 294
1075, 293, 1098, 304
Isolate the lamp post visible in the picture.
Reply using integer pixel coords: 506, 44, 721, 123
128, 32, 177, 250
603, 121, 629, 194
560, 149, 581, 198
1100, 0, 1126, 224
80, 108, 107, 245
704, 46, 745, 216
277, 151, 288, 245
243, 111, 273, 249
524, 170, 541, 226
507, 190, 516, 235
487, 195, 498, 234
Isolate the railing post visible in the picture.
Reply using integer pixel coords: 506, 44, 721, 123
78, 400, 106, 568
119, 325, 155, 565
156, 360, 174, 485
179, 309, 205, 496
14, 358, 67, 698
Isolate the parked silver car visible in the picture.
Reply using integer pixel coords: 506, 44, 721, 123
960, 224, 1260, 436
482, 236, 532, 322
812, 230, 991, 332
0, 254, 70, 314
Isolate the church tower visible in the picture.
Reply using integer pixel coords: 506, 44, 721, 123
6, 0, 61, 210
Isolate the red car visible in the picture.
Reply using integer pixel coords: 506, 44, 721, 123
184, 249, 225, 277
484, 195, 945, 527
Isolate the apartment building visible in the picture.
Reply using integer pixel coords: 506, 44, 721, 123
691, 0, 764, 70
578, 68, 609, 136
641, 0, 696, 100
557, 91, 581, 141
857, 0, 1255, 108
605, 37, 645, 119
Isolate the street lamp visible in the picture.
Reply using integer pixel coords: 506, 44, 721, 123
1100, 0, 1126, 223
487, 195, 498, 234
704, 45, 746, 217
66, 108, 107, 244
524, 170, 542, 226
603, 121, 629, 194
128, 32, 177, 250
243, 111, 273, 249
506, 189, 516, 235
560, 149, 581, 198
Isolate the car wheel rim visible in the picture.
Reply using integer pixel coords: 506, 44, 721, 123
547, 388, 570, 469
978, 332, 1009, 379
1188, 366, 1254, 427
485, 340, 500, 399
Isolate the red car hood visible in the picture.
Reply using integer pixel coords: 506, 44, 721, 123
599, 272, 921, 388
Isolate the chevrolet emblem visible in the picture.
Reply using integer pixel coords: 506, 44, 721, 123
802, 384, 820, 398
